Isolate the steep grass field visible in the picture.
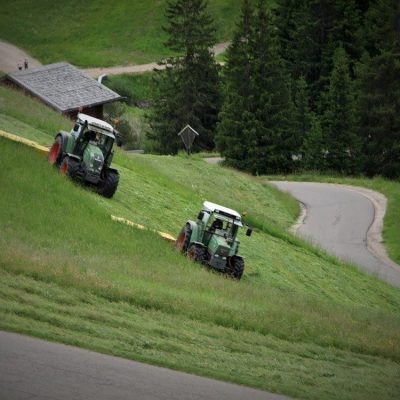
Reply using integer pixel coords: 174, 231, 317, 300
0, 0, 242, 67
1, 85, 400, 399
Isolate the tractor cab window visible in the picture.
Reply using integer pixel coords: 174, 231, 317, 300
96, 134, 114, 156
79, 129, 113, 157
207, 215, 234, 237
206, 214, 239, 243
84, 130, 97, 142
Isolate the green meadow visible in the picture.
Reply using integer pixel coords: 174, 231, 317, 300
0, 0, 242, 67
1, 85, 400, 399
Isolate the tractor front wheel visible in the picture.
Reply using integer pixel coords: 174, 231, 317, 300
60, 156, 79, 180
187, 244, 207, 263
98, 170, 120, 198
176, 224, 192, 253
226, 256, 244, 280
48, 136, 63, 167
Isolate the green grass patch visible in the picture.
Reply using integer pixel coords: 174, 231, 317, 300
0, 85, 70, 144
1, 138, 400, 399
1, 85, 400, 399
0, 0, 244, 67
103, 73, 159, 106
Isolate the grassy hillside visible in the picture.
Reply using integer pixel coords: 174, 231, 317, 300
1, 85, 400, 399
0, 0, 243, 67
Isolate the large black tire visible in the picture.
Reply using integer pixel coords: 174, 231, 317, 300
187, 244, 208, 264
176, 224, 192, 253
226, 256, 245, 280
59, 156, 80, 180
98, 170, 120, 198
48, 136, 63, 167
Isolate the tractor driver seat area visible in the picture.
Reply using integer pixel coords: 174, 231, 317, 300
210, 218, 223, 233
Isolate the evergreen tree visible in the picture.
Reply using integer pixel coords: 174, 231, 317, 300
356, 0, 400, 178
322, 47, 361, 174
247, 0, 296, 174
302, 114, 326, 170
292, 76, 312, 157
149, 0, 220, 154
217, 0, 296, 174
275, 0, 362, 110
215, 0, 254, 169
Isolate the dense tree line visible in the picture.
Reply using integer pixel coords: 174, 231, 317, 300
150, 0, 399, 179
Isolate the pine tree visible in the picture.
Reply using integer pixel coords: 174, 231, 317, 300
215, 0, 254, 170
149, 0, 221, 154
302, 114, 326, 170
247, 0, 296, 174
275, 0, 362, 110
217, 0, 296, 174
322, 47, 361, 174
292, 76, 312, 158
356, 0, 400, 178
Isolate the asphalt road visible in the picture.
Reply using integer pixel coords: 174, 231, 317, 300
271, 181, 400, 287
0, 331, 290, 400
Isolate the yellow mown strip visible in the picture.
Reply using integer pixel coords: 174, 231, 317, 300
111, 215, 176, 243
0, 130, 49, 156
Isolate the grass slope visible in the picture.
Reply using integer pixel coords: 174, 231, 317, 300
1, 86, 400, 399
0, 0, 243, 67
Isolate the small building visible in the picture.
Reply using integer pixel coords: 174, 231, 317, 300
5, 62, 122, 119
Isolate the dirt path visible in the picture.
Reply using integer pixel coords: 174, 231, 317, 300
0, 40, 229, 77
83, 42, 230, 78
0, 40, 42, 73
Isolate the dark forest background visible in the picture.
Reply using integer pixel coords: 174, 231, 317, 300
149, 0, 399, 179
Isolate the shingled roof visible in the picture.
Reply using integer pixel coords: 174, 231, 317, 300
6, 62, 122, 113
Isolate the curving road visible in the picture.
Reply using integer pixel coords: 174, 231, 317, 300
271, 181, 400, 287
0, 331, 290, 400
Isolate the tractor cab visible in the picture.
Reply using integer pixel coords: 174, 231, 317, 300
201, 202, 242, 243
199, 202, 244, 269
71, 113, 116, 159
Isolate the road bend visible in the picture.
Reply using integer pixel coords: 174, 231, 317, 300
271, 181, 400, 287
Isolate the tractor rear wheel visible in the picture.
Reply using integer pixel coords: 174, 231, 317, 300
98, 170, 120, 198
59, 156, 80, 180
48, 136, 63, 167
187, 244, 207, 263
226, 256, 244, 280
176, 224, 192, 253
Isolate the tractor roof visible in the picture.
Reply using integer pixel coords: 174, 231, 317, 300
77, 113, 115, 138
203, 201, 242, 221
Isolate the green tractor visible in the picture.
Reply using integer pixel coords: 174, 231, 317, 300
48, 113, 120, 198
176, 201, 252, 280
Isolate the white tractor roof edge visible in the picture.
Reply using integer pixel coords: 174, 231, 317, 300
77, 113, 115, 138
203, 201, 242, 220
